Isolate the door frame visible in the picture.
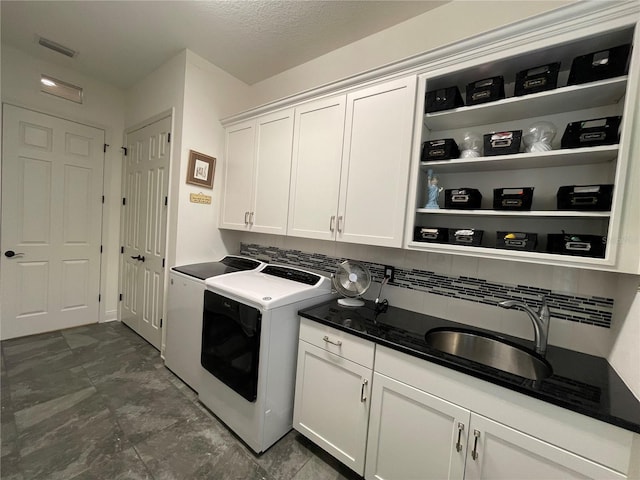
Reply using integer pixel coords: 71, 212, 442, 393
118, 109, 175, 353
0, 101, 109, 327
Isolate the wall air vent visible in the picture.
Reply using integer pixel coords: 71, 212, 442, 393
40, 75, 83, 104
38, 36, 77, 58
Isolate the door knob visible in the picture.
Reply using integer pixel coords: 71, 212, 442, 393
4, 250, 24, 258
130, 255, 145, 262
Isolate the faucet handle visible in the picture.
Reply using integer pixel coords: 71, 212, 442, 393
539, 296, 550, 318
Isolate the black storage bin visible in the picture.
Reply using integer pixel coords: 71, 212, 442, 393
414, 227, 448, 243
466, 76, 505, 105
560, 116, 621, 149
567, 44, 631, 85
448, 229, 484, 246
425, 86, 464, 113
514, 62, 560, 96
496, 232, 538, 251
483, 130, 522, 156
556, 184, 614, 211
421, 138, 460, 162
444, 188, 483, 209
547, 233, 606, 258
493, 187, 534, 211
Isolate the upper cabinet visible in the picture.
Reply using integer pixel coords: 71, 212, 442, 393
287, 76, 417, 248
219, 109, 294, 234
405, 19, 640, 272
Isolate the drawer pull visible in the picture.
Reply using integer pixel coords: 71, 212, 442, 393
471, 430, 480, 460
360, 378, 368, 402
323, 335, 342, 347
455, 422, 464, 453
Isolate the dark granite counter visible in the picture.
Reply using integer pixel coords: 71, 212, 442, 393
299, 299, 640, 434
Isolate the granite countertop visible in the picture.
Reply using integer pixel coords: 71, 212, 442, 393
298, 299, 640, 434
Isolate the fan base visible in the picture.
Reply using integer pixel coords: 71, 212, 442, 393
337, 298, 365, 307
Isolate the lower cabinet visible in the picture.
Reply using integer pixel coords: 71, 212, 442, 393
293, 329, 373, 475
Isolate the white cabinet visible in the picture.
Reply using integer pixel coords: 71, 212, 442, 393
406, 20, 640, 271
293, 318, 375, 475
219, 109, 294, 234
287, 76, 417, 247
365, 372, 469, 480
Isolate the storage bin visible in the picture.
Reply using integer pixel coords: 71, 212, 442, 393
444, 188, 483, 209
466, 76, 505, 105
567, 44, 631, 85
514, 63, 561, 96
560, 116, 621, 149
496, 232, 538, 251
483, 130, 522, 156
493, 187, 534, 211
425, 86, 464, 113
421, 138, 460, 162
556, 184, 614, 211
547, 233, 606, 258
413, 227, 448, 243
447, 229, 484, 246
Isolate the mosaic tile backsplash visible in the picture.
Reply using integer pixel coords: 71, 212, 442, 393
240, 243, 613, 329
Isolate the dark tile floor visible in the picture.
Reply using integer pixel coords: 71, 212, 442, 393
0, 322, 363, 480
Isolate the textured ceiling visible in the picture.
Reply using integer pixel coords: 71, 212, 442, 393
1, 1, 447, 89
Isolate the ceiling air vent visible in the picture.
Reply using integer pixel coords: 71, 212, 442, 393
40, 75, 83, 104
38, 36, 77, 58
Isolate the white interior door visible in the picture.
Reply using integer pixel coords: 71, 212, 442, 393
1, 104, 104, 340
120, 116, 171, 350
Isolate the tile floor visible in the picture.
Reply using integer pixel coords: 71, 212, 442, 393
0, 322, 363, 480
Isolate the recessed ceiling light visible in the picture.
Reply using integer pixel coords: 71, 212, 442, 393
38, 36, 77, 58
40, 75, 83, 104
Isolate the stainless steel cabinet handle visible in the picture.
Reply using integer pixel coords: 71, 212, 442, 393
329, 215, 336, 232
337, 215, 343, 233
455, 422, 465, 453
249, 211, 254, 225
244, 211, 249, 225
322, 335, 342, 347
360, 378, 368, 402
471, 430, 480, 460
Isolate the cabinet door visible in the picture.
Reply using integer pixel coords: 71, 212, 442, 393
293, 340, 372, 475
219, 120, 255, 230
288, 96, 346, 240
365, 373, 469, 480
251, 109, 294, 234
464, 414, 626, 480
338, 76, 417, 247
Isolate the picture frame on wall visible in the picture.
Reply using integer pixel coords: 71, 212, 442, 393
186, 150, 216, 189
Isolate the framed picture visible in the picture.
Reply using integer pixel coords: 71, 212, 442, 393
186, 150, 216, 189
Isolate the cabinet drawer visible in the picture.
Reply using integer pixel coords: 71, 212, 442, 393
299, 317, 375, 368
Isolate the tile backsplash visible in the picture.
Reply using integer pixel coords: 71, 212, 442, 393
240, 242, 613, 329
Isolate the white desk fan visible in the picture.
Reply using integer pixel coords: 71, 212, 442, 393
333, 260, 371, 307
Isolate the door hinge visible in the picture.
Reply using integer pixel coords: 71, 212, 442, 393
119, 293, 123, 301
162, 258, 165, 268
121, 147, 128, 156
160, 318, 163, 328
120, 246, 124, 254
167, 133, 171, 143
98, 294, 101, 302
101, 195, 105, 204
100, 245, 103, 253
122, 197, 126, 206
164, 196, 168, 206
103, 144, 109, 153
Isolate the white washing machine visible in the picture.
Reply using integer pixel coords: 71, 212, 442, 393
199, 265, 334, 453
165, 256, 263, 392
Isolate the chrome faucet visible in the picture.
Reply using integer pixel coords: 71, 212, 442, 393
498, 296, 550, 357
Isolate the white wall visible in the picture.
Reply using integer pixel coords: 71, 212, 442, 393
249, 0, 574, 106
1, 44, 125, 322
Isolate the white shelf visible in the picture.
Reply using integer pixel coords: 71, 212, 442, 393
423, 77, 627, 131
415, 209, 611, 218
419, 145, 618, 173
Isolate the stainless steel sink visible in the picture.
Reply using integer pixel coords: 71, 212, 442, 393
425, 328, 552, 380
